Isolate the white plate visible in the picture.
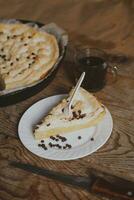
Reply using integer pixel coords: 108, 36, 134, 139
18, 94, 113, 160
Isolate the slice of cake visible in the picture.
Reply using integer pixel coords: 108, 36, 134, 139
34, 87, 106, 140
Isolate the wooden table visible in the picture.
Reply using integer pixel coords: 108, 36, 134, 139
0, 1, 134, 199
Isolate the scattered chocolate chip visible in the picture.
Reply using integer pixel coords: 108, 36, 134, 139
10, 62, 13, 66
16, 58, 19, 61
2, 55, 6, 58
21, 37, 23, 41
80, 113, 86, 118
41, 140, 44, 143
78, 136, 82, 140
28, 36, 32, 39
56, 135, 67, 142
66, 144, 72, 149
55, 139, 59, 142
19, 72, 22, 75
63, 146, 66, 149
62, 108, 64, 113
38, 143, 48, 150
13, 35, 17, 38
72, 111, 77, 118
7, 36, 10, 39
50, 136, 55, 140
46, 123, 50, 126
78, 110, 81, 115
48, 142, 53, 147
1, 48, 4, 52
33, 56, 36, 59
41, 144, 45, 147
7, 72, 10, 75
24, 43, 27, 46
27, 56, 30, 59
62, 138, 67, 142
90, 137, 94, 141
32, 52, 35, 55
2, 66, 6, 69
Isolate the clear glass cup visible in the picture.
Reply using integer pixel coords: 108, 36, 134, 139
74, 47, 117, 92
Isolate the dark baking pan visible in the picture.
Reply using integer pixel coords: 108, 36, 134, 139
0, 19, 67, 106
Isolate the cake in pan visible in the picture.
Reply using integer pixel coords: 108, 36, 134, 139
0, 23, 59, 91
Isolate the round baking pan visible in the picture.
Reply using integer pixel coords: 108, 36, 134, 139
0, 19, 67, 106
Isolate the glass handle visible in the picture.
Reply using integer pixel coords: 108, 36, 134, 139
108, 65, 118, 83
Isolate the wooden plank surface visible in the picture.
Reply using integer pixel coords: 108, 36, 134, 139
0, 0, 134, 200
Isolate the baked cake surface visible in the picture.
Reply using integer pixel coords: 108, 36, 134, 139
0, 23, 59, 90
34, 87, 106, 140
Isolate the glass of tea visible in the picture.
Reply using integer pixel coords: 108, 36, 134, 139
74, 47, 117, 92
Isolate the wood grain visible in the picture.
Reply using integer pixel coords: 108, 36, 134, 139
0, 0, 134, 200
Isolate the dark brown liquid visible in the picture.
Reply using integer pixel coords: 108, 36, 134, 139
75, 56, 107, 92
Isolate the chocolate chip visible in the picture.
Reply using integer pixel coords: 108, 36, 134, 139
24, 43, 27, 46
38, 144, 41, 147
48, 142, 53, 147
40, 143, 48, 150
90, 137, 94, 141
80, 113, 86, 118
19, 72, 22, 75
2, 66, 6, 69
62, 108, 64, 113
28, 36, 32, 39
13, 35, 17, 38
41, 140, 44, 143
7, 36, 10, 39
2, 55, 6, 58
62, 138, 67, 142
78, 110, 81, 115
1, 48, 4, 52
72, 111, 77, 118
46, 123, 50, 126
27, 56, 30, 59
55, 139, 59, 142
66, 144, 72, 148
10, 62, 13, 66
71, 105, 74, 109
41, 144, 45, 147
32, 52, 35, 55
16, 58, 19, 61
50, 136, 55, 140
63, 146, 66, 149
78, 136, 82, 140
